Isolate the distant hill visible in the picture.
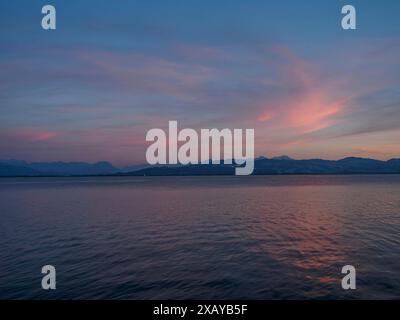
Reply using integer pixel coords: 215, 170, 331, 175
270, 155, 293, 161
0, 160, 119, 176
1, 156, 400, 177
118, 163, 236, 176
0, 163, 42, 177
118, 156, 400, 176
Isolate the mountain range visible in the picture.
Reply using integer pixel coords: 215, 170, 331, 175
1, 156, 400, 176
0, 160, 119, 176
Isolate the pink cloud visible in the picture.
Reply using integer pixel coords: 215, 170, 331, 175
3, 128, 57, 142
257, 45, 349, 134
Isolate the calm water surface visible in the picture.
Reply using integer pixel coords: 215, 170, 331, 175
0, 175, 399, 299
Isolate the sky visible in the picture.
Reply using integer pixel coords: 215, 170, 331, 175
1, 0, 400, 166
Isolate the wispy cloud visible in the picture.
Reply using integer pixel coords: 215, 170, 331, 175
1, 0, 400, 162
0, 128, 57, 143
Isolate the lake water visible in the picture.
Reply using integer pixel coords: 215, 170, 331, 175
0, 175, 399, 299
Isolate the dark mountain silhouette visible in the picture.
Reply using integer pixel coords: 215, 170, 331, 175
118, 163, 181, 173
1, 156, 400, 177
270, 155, 293, 161
28, 161, 118, 175
0, 160, 118, 176
118, 156, 400, 176
118, 163, 236, 176
387, 158, 400, 166
0, 163, 42, 176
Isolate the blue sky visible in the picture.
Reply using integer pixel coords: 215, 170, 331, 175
1, 0, 400, 165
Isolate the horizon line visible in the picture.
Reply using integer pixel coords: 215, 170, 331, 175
1, 154, 400, 168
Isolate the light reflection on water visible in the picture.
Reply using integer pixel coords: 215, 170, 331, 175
0, 175, 399, 299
